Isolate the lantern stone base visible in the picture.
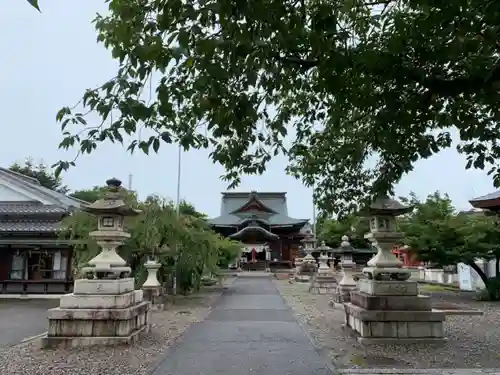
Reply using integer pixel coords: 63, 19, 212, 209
333, 285, 357, 303
309, 273, 337, 293
44, 281, 151, 349
73, 278, 135, 295
142, 286, 165, 311
343, 279, 445, 344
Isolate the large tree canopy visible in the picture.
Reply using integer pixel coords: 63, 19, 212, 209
55, 0, 500, 216
399, 191, 500, 299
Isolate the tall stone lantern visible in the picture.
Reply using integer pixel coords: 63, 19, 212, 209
334, 235, 357, 302
316, 241, 332, 274
45, 178, 151, 348
300, 233, 316, 264
342, 195, 445, 344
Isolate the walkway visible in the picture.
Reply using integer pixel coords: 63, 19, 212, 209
150, 277, 333, 375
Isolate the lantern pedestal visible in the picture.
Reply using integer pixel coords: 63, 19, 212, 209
309, 254, 337, 293
43, 178, 151, 349
342, 196, 444, 344
142, 259, 164, 311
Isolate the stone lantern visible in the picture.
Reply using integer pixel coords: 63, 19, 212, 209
362, 195, 413, 281
143, 255, 164, 310
342, 195, 445, 344
334, 235, 357, 302
300, 233, 316, 264
316, 241, 331, 274
45, 178, 151, 348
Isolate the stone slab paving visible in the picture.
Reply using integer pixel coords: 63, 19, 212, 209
150, 277, 333, 375
0, 299, 58, 346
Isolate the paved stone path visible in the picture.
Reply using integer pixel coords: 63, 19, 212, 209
150, 276, 500, 375
0, 299, 57, 346
150, 277, 334, 375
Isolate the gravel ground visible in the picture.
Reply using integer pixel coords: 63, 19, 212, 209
275, 279, 500, 369
0, 279, 233, 375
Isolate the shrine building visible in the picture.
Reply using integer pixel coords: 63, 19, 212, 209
208, 191, 310, 270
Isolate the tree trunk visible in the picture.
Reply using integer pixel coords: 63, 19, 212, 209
496, 257, 499, 278
468, 261, 489, 288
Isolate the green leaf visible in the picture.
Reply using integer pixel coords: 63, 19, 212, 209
55, 0, 500, 217
153, 138, 160, 153
27, 0, 40, 11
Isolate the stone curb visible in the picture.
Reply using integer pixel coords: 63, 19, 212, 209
20, 331, 48, 344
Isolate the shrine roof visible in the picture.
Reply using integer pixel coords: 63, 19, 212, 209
0, 202, 67, 215
469, 191, 500, 209
208, 191, 309, 227
0, 219, 62, 232
229, 225, 279, 240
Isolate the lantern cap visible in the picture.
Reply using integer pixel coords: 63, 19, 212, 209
82, 177, 141, 217
362, 195, 412, 216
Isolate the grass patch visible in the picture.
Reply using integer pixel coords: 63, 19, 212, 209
419, 284, 450, 292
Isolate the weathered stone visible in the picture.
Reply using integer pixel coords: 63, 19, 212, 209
73, 278, 135, 295
350, 292, 432, 311
358, 279, 418, 296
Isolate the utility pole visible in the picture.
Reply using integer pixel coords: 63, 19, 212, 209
173, 144, 182, 294
312, 183, 317, 248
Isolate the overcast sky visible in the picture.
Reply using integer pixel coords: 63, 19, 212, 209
0, 1, 494, 219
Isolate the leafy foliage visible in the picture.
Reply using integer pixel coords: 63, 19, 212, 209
62, 191, 241, 294
399, 191, 500, 299
54, 0, 500, 216
10, 159, 69, 193
26, 0, 40, 11
318, 215, 370, 249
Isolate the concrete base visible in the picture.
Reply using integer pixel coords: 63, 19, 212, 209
343, 302, 445, 344
358, 279, 419, 296
294, 274, 311, 282
309, 274, 337, 293
73, 278, 135, 295
142, 286, 165, 311
45, 286, 151, 348
333, 285, 357, 303
350, 291, 432, 311
42, 323, 149, 348
357, 336, 446, 345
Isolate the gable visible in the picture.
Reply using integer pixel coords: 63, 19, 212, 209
234, 196, 275, 214
0, 168, 82, 208
0, 182, 52, 203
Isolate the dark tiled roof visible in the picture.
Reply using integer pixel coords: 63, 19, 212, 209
209, 191, 309, 227
0, 220, 62, 232
0, 202, 67, 214
470, 190, 500, 202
